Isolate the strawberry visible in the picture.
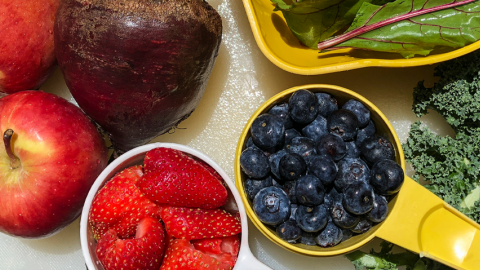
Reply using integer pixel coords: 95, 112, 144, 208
192, 235, 240, 263
160, 239, 237, 270
88, 165, 163, 239
139, 147, 228, 209
96, 217, 167, 270
160, 206, 241, 240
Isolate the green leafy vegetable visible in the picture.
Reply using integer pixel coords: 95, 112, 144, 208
402, 49, 480, 222
318, 0, 480, 58
270, 0, 390, 49
345, 241, 453, 270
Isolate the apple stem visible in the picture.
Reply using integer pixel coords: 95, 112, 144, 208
3, 129, 20, 169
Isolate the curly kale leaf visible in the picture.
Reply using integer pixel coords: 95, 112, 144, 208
403, 49, 480, 223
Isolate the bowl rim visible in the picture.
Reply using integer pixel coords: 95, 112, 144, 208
234, 84, 405, 256
80, 142, 251, 270
242, 0, 480, 75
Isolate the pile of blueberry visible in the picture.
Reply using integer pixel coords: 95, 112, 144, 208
240, 89, 404, 247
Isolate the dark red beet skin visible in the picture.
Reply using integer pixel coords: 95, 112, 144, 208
54, 0, 222, 152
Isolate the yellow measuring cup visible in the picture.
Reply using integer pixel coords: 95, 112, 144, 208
234, 84, 480, 269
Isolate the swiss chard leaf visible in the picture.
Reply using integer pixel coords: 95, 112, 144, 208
271, 0, 387, 49
317, 0, 480, 58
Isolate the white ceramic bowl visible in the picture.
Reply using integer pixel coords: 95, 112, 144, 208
80, 142, 271, 270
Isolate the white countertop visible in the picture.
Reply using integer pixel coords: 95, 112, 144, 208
0, 0, 455, 269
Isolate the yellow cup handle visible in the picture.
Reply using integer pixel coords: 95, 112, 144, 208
375, 177, 480, 269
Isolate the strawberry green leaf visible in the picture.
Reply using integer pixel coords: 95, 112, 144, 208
270, 0, 393, 49
318, 0, 480, 58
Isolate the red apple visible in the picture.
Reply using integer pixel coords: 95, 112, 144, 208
0, 91, 108, 238
0, 0, 59, 93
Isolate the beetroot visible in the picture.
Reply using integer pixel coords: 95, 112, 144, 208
54, 0, 222, 152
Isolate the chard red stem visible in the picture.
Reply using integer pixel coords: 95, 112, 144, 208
3, 129, 20, 169
318, 0, 477, 50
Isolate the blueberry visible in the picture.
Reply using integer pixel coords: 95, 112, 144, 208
302, 115, 328, 142
343, 182, 375, 215
360, 135, 395, 166
330, 197, 360, 229
246, 137, 256, 149
367, 194, 389, 223
316, 134, 347, 161
240, 147, 270, 179
315, 222, 343, 247
253, 187, 291, 226
351, 219, 372, 234
327, 109, 359, 141
244, 176, 273, 201
345, 141, 360, 158
276, 220, 302, 243
268, 103, 294, 129
288, 90, 319, 124
370, 160, 404, 195
334, 158, 370, 191
295, 175, 325, 206
296, 204, 328, 233
251, 114, 285, 150
286, 137, 316, 160
356, 120, 376, 147
342, 99, 370, 128
342, 229, 353, 242
285, 128, 302, 146
308, 155, 337, 186
268, 149, 287, 179
274, 180, 298, 204
279, 153, 307, 182
315, 93, 338, 117
300, 231, 318, 246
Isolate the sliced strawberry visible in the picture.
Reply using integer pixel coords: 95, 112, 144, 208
192, 235, 240, 261
160, 239, 236, 270
139, 148, 228, 209
88, 165, 163, 240
160, 206, 241, 240
96, 217, 167, 270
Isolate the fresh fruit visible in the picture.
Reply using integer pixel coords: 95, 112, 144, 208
239, 147, 270, 179
138, 148, 228, 209
367, 195, 389, 223
0, 0, 59, 93
370, 159, 405, 195
276, 220, 302, 242
278, 153, 307, 182
315, 93, 338, 117
0, 91, 107, 238
88, 166, 162, 240
342, 182, 375, 215
96, 216, 167, 270
243, 89, 405, 248
55, 0, 222, 152
316, 134, 347, 161
160, 206, 241, 240
327, 109, 359, 141
334, 158, 370, 191
342, 99, 371, 128
289, 89, 319, 124
251, 114, 285, 149
160, 239, 237, 270
268, 103, 294, 129
253, 186, 291, 226
296, 204, 328, 232
315, 222, 343, 247
307, 155, 337, 186
295, 175, 325, 206
360, 135, 395, 165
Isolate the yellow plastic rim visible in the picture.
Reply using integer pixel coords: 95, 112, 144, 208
242, 0, 480, 75
234, 84, 405, 256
